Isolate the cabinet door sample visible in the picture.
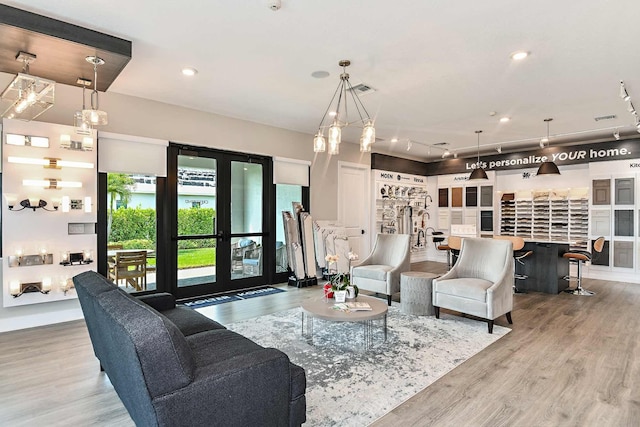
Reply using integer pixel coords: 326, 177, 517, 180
438, 210, 450, 229
614, 210, 634, 236
451, 210, 463, 225
452, 187, 463, 208
481, 211, 493, 231
591, 239, 610, 266
465, 186, 478, 207
614, 178, 634, 205
613, 241, 634, 268
438, 188, 449, 207
480, 186, 493, 207
591, 210, 611, 236
592, 179, 610, 205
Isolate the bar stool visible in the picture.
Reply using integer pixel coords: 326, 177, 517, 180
431, 231, 451, 268
563, 237, 605, 296
494, 236, 532, 293
447, 236, 462, 267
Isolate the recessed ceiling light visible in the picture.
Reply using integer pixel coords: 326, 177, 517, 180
328, 111, 337, 117
510, 51, 529, 61
311, 70, 330, 79
182, 67, 198, 77
499, 117, 510, 123
390, 138, 398, 143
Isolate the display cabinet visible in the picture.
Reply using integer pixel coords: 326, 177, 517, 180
480, 185, 493, 207
465, 186, 477, 207
614, 178, 634, 205
592, 179, 610, 205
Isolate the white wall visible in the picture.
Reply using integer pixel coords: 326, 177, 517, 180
0, 72, 371, 331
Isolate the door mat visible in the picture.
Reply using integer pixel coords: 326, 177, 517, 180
183, 286, 285, 308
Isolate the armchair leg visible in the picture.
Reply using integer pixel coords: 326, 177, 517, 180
488, 320, 494, 334
434, 306, 440, 319
506, 312, 513, 324
387, 294, 392, 306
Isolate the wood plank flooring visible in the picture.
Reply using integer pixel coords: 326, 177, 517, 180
1, 262, 638, 426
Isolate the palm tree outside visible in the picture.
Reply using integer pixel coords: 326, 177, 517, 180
107, 173, 135, 240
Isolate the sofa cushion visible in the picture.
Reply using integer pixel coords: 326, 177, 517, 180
74, 270, 117, 297
187, 329, 265, 366
434, 277, 493, 302
98, 289, 196, 397
289, 362, 307, 401
352, 264, 393, 281
162, 306, 226, 336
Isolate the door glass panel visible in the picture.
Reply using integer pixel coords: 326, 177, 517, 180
231, 161, 263, 234
106, 173, 157, 293
275, 184, 302, 273
231, 236, 263, 279
177, 155, 217, 287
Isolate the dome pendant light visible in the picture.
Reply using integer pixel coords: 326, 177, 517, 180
536, 118, 560, 175
468, 130, 488, 180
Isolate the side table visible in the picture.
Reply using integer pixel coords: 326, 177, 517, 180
400, 271, 439, 316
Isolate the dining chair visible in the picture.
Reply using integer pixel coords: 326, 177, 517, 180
109, 251, 147, 291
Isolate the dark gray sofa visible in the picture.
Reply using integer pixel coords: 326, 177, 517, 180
73, 271, 306, 427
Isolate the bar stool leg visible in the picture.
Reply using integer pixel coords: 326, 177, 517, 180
567, 260, 595, 296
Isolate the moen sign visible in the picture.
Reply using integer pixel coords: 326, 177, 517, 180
424, 139, 639, 176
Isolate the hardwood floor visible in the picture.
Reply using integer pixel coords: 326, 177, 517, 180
1, 262, 638, 426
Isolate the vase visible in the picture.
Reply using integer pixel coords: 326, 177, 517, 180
334, 290, 347, 303
323, 283, 334, 299
346, 286, 356, 299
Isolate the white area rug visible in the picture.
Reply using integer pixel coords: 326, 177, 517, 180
203, 304, 510, 426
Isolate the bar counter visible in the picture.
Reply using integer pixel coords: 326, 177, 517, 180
517, 240, 570, 294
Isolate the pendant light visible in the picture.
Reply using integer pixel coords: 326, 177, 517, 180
82, 56, 108, 126
313, 60, 375, 154
468, 130, 488, 180
536, 118, 560, 175
74, 78, 92, 135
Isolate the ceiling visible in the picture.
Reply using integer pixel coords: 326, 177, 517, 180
3, 0, 640, 160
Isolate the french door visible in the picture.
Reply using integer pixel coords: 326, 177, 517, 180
168, 144, 271, 299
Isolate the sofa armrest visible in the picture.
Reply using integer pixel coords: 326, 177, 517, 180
152, 348, 296, 426
136, 293, 176, 311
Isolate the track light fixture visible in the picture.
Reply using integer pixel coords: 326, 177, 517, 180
620, 81, 631, 102
406, 140, 412, 151
496, 146, 502, 154
536, 118, 560, 176
614, 129, 621, 140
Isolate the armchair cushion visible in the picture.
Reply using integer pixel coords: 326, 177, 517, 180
434, 277, 493, 302
352, 264, 393, 281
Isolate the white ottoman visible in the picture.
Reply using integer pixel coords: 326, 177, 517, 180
401, 271, 438, 316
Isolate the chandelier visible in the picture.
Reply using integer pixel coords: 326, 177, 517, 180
1, 51, 55, 121
314, 60, 375, 154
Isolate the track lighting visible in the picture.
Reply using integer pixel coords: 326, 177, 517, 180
442, 149, 450, 158
406, 140, 412, 151
614, 130, 621, 140
620, 81, 631, 101
496, 146, 502, 153
627, 100, 636, 115
453, 151, 458, 159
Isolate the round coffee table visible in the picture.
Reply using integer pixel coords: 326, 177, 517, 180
300, 295, 388, 350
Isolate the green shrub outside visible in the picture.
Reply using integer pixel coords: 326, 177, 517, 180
109, 207, 216, 250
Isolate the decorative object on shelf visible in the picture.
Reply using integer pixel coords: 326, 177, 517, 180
7, 156, 94, 169
82, 56, 108, 126
313, 60, 375, 154
469, 130, 488, 181
74, 77, 93, 135
1, 51, 55, 121
5, 133, 49, 147
536, 118, 560, 175
60, 134, 94, 151
9, 278, 52, 298
6, 196, 58, 212
22, 178, 82, 189
59, 251, 94, 266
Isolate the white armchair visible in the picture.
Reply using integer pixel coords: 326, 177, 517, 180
432, 237, 514, 333
351, 234, 411, 305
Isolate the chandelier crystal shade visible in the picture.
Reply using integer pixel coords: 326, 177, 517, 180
82, 56, 108, 126
1, 51, 55, 121
313, 60, 375, 154
74, 78, 93, 135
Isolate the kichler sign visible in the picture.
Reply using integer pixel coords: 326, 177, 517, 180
424, 139, 640, 176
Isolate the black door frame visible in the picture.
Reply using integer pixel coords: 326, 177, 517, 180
166, 143, 273, 300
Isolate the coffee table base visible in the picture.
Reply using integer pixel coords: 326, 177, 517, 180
301, 312, 387, 350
